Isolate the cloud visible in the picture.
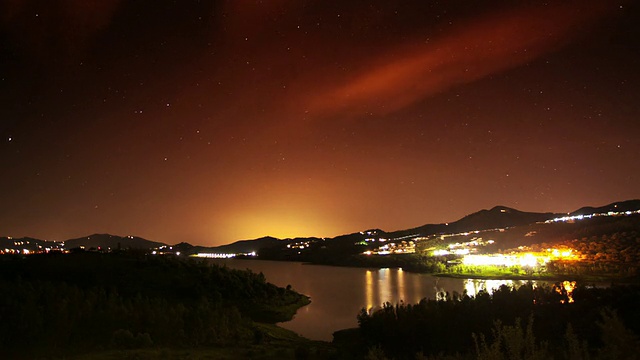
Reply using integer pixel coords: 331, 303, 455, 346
307, 2, 614, 116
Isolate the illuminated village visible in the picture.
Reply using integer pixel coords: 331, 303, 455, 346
358, 207, 640, 278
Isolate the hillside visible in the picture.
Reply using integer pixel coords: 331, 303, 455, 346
254, 200, 640, 276
208, 236, 286, 254
64, 233, 166, 250
0, 252, 311, 358
450, 205, 557, 231
250, 206, 563, 262
3, 200, 639, 261
255, 206, 566, 261
387, 206, 558, 239
570, 199, 640, 216
0, 237, 62, 253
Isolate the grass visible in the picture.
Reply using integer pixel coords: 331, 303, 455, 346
71, 323, 336, 360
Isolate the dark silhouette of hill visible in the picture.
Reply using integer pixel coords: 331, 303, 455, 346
4, 200, 639, 256
255, 200, 640, 265
208, 236, 323, 254
63, 233, 166, 250
0, 252, 310, 358
1, 236, 37, 246
396, 200, 638, 241
387, 206, 560, 239
208, 236, 282, 254
171, 241, 196, 253
210, 201, 640, 258
448, 205, 558, 231
0, 237, 60, 252
570, 199, 640, 216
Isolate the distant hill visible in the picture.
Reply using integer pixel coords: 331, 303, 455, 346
63, 234, 166, 250
171, 242, 196, 253
387, 206, 559, 239
254, 200, 640, 263
391, 200, 640, 241
5, 200, 640, 257
0, 237, 61, 252
207, 236, 282, 254
320, 206, 557, 257
570, 199, 640, 216
1, 237, 44, 247
207, 236, 324, 254
448, 206, 559, 231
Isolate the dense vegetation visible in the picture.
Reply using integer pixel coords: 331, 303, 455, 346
335, 283, 640, 360
530, 218, 640, 280
0, 252, 311, 359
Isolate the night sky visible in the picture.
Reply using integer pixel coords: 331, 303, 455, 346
1, 1, 639, 246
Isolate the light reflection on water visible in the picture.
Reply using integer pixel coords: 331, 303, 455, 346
463, 279, 540, 298
209, 259, 555, 341
360, 268, 536, 307
365, 270, 373, 310
397, 267, 405, 304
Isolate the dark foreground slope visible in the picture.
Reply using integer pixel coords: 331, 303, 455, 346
335, 283, 640, 360
0, 252, 320, 359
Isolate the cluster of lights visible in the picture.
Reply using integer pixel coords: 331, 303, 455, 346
359, 230, 418, 244
194, 253, 236, 258
152, 250, 181, 256
193, 251, 256, 258
463, 279, 539, 298
462, 253, 548, 267
462, 279, 576, 304
149, 245, 180, 256
287, 241, 311, 249
1, 248, 31, 255
363, 240, 416, 256
548, 248, 575, 259
432, 238, 495, 257
461, 248, 578, 268
1, 239, 65, 255
363, 237, 388, 243
434, 248, 469, 256
546, 209, 640, 224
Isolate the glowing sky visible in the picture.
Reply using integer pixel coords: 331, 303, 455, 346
1, 1, 639, 245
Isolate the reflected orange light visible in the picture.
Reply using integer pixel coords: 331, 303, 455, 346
378, 268, 392, 307
555, 280, 576, 304
397, 268, 405, 303
365, 270, 373, 310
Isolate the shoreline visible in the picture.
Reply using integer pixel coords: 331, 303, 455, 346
228, 257, 639, 284
432, 272, 622, 284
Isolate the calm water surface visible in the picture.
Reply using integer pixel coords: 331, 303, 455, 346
210, 259, 551, 341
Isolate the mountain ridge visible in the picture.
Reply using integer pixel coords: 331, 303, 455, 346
63, 233, 166, 250
212, 200, 639, 255
4, 200, 639, 254
569, 199, 640, 216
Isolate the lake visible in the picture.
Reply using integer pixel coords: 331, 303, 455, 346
209, 259, 552, 341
